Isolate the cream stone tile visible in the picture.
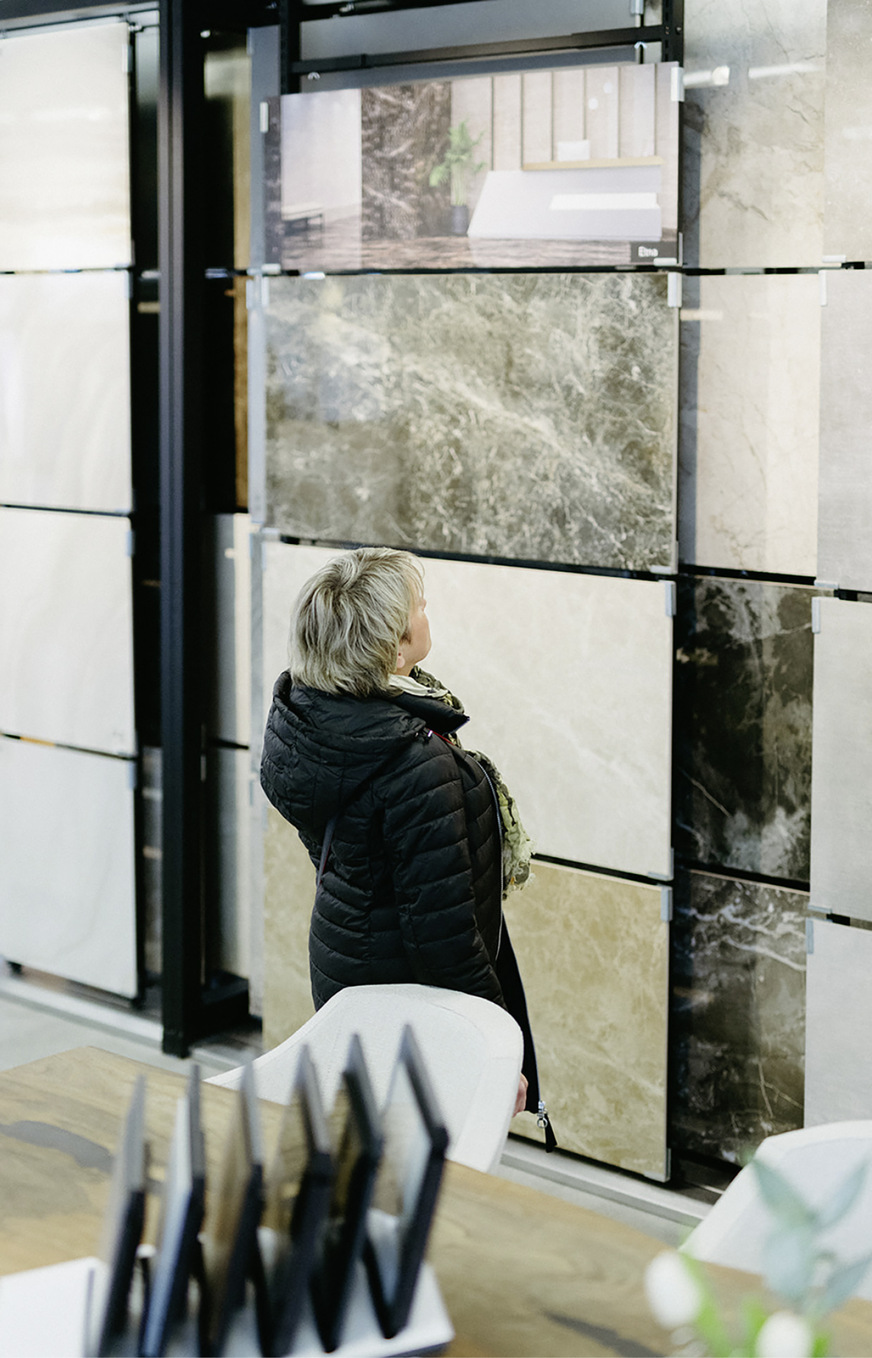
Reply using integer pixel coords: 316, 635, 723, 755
809, 597, 872, 921
679, 273, 819, 575
0, 737, 137, 997
823, 0, 872, 261
0, 22, 131, 270
805, 918, 872, 1125
0, 508, 135, 755
506, 861, 668, 1180
0, 272, 132, 513
262, 802, 317, 1052
261, 543, 674, 879
818, 270, 872, 591
682, 0, 826, 268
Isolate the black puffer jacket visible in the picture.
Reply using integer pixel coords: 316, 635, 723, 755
260, 671, 505, 1011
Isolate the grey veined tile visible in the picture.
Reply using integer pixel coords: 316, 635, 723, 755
0, 736, 137, 997
671, 869, 807, 1165
682, 0, 826, 267
0, 22, 131, 270
805, 918, 872, 1125
675, 576, 815, 880
823, 0, 872, 261
809, 597, 872, 921
818, 270, 872, 592
506, 861, 669, 1180
262, 542, 674, 878
265, 273, 678, 573
0, 271, 132, 513
679, 273, 819, 576
0, 508, 135, 755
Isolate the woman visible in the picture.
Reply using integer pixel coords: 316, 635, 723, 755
260, 546, 552, 1134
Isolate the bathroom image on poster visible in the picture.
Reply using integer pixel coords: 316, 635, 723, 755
266, 62, 680, 271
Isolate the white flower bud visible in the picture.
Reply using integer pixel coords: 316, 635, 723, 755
644, 1251, 704, 1329
756, 1311, 814, 1358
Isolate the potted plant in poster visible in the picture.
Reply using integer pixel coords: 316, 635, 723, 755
429, 121, 487, 235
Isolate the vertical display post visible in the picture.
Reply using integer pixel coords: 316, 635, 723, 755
158, 0, 205, 1055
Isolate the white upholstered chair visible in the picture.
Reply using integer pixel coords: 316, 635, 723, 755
683, 1122, 872, 1300
207, 983, 524, 1174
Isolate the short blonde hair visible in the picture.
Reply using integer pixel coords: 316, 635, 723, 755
289, 547, 423, 696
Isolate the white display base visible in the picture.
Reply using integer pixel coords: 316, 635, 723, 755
0, 1256, 453, 1358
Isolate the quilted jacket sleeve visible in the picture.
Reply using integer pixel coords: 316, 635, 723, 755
379, 738, 505, 1006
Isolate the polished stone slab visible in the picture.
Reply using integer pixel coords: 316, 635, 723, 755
0, 508, 135, 756
263, 802, 317, 1052
505, 861, 668, 1180
206, 746, 253, 982
0, 22, 131, 270
265, 273, 678, 573
679, 273, 819, 576
675, 576, 815, 880
818, 270, 872, 592
0, 736, 136, 997
262, 542, 674, 878
805, 918, 872, 1125
809, 597, 872, 921
0, 272, 132, 514
682, 0, 826, 267
823, 0, 872, 260
671, 869, 807, 1165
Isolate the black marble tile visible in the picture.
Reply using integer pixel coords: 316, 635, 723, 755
671, 869, 807, 1165
264, 272, 678, 571
675, 576, 815, 881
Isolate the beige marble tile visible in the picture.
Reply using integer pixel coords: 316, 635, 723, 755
522, 72, 552, 163
679, 273, 820, 575
823, 0, 872, 261
492, 73, 522, 170
262, 802, 317, 1052
805, 918, 872, 1125
261, 543, 674, 879
506, 861, 669, 1180
0, 21, 131, 270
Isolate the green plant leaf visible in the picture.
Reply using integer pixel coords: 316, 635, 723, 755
816, 1252, 872, 1317
812, 1327, 831, 1357
762, 1224, 816, 1306
740, 1294, 769, 1355
752, 1159, 816, 1230
814, 1160, 869, 1232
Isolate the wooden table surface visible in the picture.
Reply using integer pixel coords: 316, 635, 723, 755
2, 1048, 872, 1357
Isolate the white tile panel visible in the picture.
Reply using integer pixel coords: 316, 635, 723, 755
805, 918, 872, 1126
809, 597, 872, 921
262, 542, 673, 878
0, 272, 132, 513
0, 508, 135, 755
0, 736, 137, 997
0, 22, 132, 270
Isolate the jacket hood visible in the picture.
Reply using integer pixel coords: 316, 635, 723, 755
261, 672, 468, 838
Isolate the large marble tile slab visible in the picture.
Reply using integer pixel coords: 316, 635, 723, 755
263, 801, 317, 1052
505, 861, 668, 1180
0, 272, 132, 514
818, 270, 872, 592
679, 273, 819, 576
0, 508, 135, 755
0, 736, 136, 997
671, 869, 807, 1165
809, 597, 872, 921
262, 542, 674, 878
206, 514, 252, 747
271, 62, 679, 271
675, 576, 815, 880
265, 273, 678, 573
823, 0, 872, 261
805, 918, 872, 1125
0, 22, 131, 270
682, 0, 826, 267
